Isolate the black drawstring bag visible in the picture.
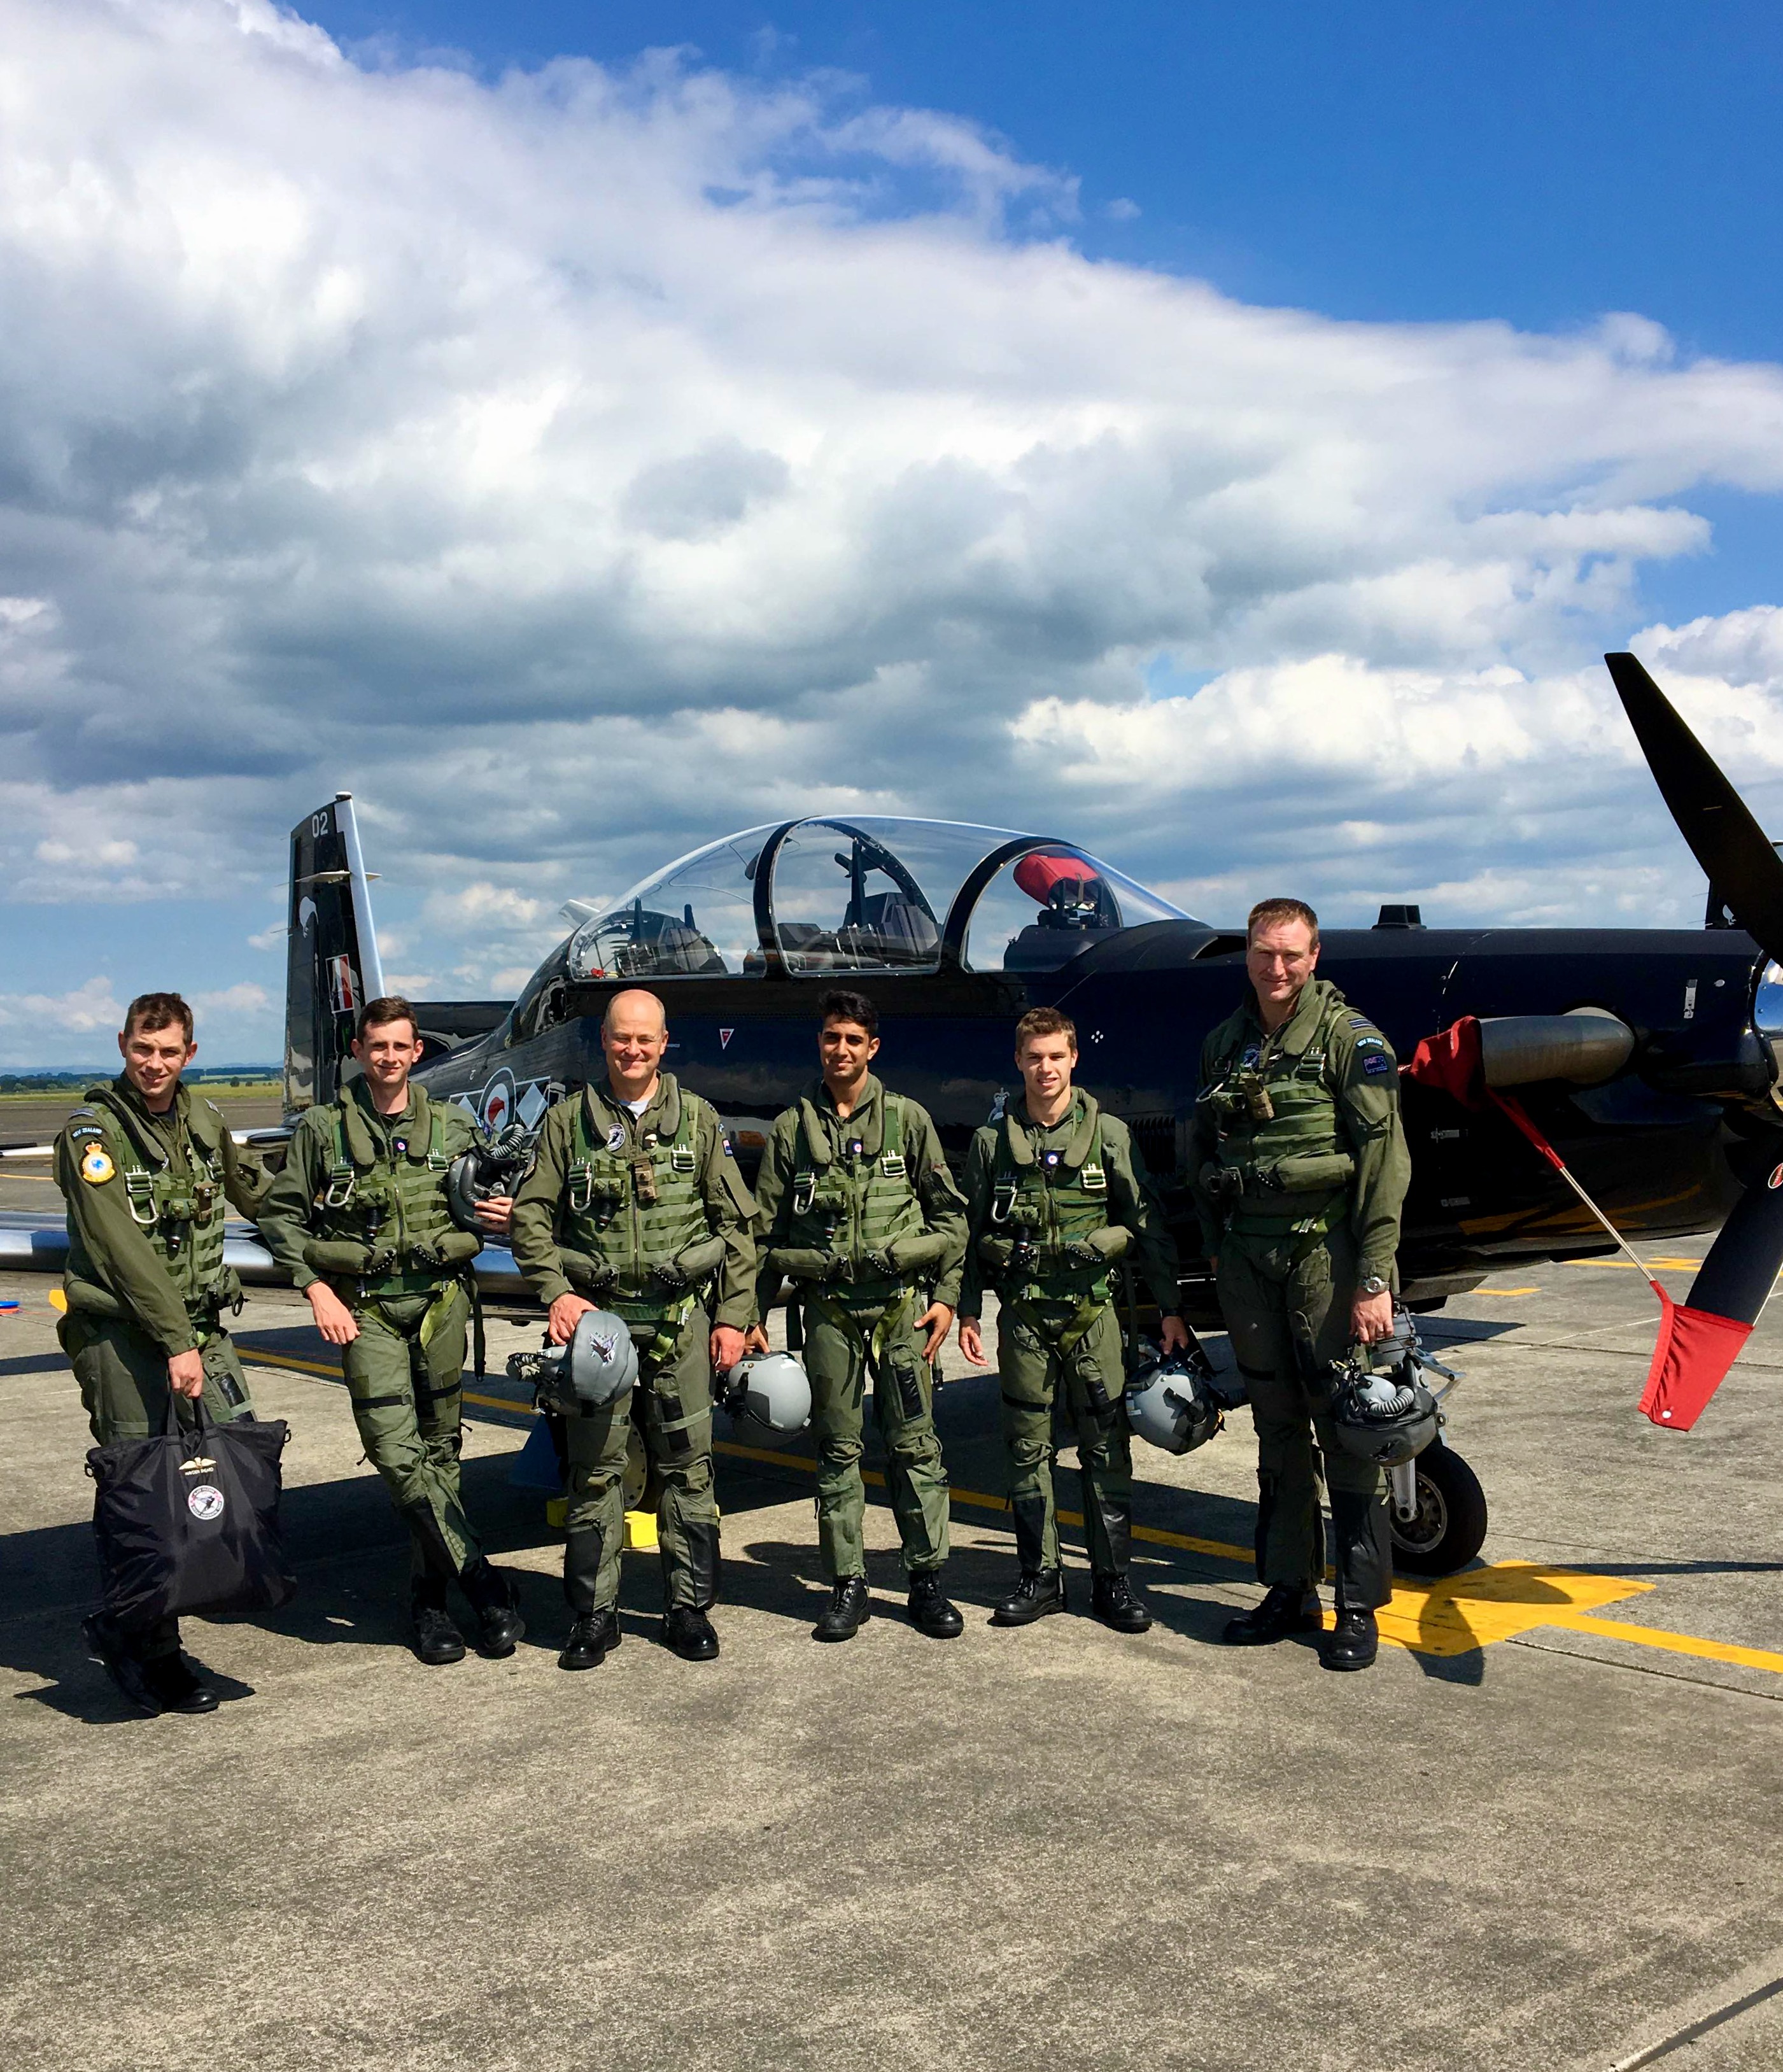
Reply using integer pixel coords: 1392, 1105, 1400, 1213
87, 1394, 295, 1626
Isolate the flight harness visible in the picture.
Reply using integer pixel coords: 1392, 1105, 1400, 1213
65, 1085, 241, 1338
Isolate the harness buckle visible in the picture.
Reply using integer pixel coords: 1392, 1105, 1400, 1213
1080, 1162, 1106, 1193
990, 1178, 1017, 1225
792, 1171, 817, 1216
670, 1146, 696, 1176
123, 1171, 158, 1226
567, 1160, 595, 1213
323, 1165, 356, 1210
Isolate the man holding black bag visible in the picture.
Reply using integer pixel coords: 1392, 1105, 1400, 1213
56, 991, 272, 1715
258, 995, 524, 1666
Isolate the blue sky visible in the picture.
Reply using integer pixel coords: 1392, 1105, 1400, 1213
3, 1, 1783, 1064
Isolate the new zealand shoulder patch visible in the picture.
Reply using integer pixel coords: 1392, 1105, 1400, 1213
1362, 1054, 1392, 1077
80, 1146, 116, 1185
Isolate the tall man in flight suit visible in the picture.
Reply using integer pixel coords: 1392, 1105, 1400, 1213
258, 996, 525, 1665
56, 992, 269, 1715
746, 988, 969, 1644
510, 987, 756, 1668
959, 1006, 1189, 1632
1188, 897, 1411, 1671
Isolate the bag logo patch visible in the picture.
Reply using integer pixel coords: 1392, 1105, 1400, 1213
80, 1148, 115, 1185
187, 1484, 226, 1522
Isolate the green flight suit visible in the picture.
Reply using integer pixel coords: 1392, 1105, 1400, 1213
510, 1075, 756, 1617
1187, 976, 1412, 1609
960, 1092, 1182, 1577
55, 1075, 267, 1660
257, 1082, 488, 1584
753, 1076, 968, 1582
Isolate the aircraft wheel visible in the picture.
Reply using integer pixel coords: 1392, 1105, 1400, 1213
1389, 1441, 1488, 1576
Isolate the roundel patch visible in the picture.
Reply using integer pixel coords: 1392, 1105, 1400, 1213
1768, 1163, 1783, 1192
79, 1147, 116, 1185
187, 1484, 225, 1522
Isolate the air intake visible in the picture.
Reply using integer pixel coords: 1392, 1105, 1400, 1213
1374, 904, 1423, 929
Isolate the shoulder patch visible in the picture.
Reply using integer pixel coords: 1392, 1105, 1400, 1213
67, 1123, 104, 1140
1348, 1017, 1373, 1030
1355, 1034, 1386, 1051
1362, 1054, 1392, 1076
80, 1146, 116, 1185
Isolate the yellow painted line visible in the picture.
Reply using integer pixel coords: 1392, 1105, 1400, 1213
1563, 1257, 1703, 1272
236, 1343, 528, 1419
242, 1351, 1779, 1675
1544, 1611, 1783, 1677
1476, 1287, 1539, 1297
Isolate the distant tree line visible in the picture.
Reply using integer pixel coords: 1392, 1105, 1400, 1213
1, 1067, 281, 1093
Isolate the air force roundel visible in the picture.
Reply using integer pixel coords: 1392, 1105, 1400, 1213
480, 1071, 517, 1133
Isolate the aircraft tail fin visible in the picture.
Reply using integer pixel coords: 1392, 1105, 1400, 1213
284, 794, 387, 1118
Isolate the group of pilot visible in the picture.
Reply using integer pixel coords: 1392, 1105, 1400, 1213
54, 895, 1411, 1716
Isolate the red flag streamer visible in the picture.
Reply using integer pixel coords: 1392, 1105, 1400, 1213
1637, 1288, 1752, 1431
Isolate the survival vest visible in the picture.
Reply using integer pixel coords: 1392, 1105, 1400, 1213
1197, 980, 1362, 1239
305, 1085, 479, 1293
786, 1088, 924, 1258
556, 1077, 715, 1313
65, 1083, 235, 1320
978, 1094, 1127, 1304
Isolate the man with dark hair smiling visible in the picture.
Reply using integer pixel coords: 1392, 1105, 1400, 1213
259, 995, 524, 1666
56, 992, 269, 1714
748, 987, 968, 1642
1188, 897, 1411, 1672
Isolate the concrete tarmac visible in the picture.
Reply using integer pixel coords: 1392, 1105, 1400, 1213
1, 1251, 1779, 2072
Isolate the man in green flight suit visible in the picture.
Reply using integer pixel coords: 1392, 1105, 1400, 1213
745, 988, 969, 1644
958, 1006, 1190, 1632
1188, 896, 1411, 1672
510, 987, 756, 1668
258, 995, 525, 1665
56, 992, 269, 1715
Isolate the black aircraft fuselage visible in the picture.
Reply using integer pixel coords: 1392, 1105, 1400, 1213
408, 914, 1768, 1313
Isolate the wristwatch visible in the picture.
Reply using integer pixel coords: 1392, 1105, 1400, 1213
1358, 1274, 1390, 1297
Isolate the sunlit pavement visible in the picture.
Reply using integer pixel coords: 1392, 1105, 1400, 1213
3, 1251, 1780, 2072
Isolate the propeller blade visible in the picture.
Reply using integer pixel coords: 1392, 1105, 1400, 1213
1605, 651, 1783, 963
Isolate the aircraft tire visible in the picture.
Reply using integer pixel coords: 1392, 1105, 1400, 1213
1387, 1440, 1488, 1577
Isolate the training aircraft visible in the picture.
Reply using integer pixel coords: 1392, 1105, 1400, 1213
8, 654, 1779, 1575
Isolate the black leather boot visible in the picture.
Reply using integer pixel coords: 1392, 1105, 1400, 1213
1222, 1582, 1323, 1646
460, 1560, 525, 1656
663, 1606, 720, 1660
409, 1575, 467, 1665
814, 1576, 871, 1642
559, 1608, 621, 1671
682, 1519, 721, 1611
138, 1651, 220, 1714
992, 1568, 1067, 1626
1329, 1488, 1393, 1614
82, 1612, 162, 1715
1325, 1607, 1379, 1671
1092, 1572, 1153, 1633
906, 1572, 963, 1639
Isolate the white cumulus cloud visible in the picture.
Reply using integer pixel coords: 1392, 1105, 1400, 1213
0, 0, 1780, 1035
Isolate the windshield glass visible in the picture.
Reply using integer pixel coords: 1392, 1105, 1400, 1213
566, 827, 775, 980
962, 846, 1190, 973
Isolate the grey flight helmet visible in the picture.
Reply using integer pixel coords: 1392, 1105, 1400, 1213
1327, 1309, 1441, 1467
721, 1351, 813, 1448
507, 1309, 639, 1416
1124, 1345, 1225, 1455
